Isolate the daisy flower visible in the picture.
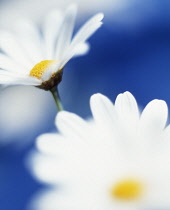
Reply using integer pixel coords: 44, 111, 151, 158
0, 4, 103, 91
28, 91, 170, 210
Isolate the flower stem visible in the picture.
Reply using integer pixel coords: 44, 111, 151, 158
50, 87, 63, 112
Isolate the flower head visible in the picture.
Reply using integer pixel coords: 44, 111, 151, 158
29, 91, 170, 210
0, 5, 103, 90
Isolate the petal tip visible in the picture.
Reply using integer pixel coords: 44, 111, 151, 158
90, 93, 110, 107
90, 93, 104, 100
55, 110, 72, 125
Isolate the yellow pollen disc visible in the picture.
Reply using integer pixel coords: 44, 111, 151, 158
110, 179, 143, 201
29, 60, 57, 79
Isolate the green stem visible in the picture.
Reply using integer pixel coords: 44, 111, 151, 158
50, 87, 63, 112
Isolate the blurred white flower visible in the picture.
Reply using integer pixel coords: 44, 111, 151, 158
0, 86, 55, 147
0, 4, 103, 90
28, 91, 170, 210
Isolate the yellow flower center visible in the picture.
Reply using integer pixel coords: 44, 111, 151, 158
29, 60, 57, 79
110, 179, 143, 201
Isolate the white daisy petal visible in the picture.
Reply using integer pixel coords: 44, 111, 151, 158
90, 93, 121, 146
0, 70, 21, 77
29, 150, 83, 184
55, 4, 77, 60
73, 42, 90, 57
36, 133, 67, 155
43, 9, 63, 59
112, 92, 140, 147
28, 152, 60, 184
139, 99, 168, 140
11, 78, 41, 86
59, 42, 90, 69
90, 93, 117, 126
0, 75, 17, 84
0, 53, 25, 73
16, 77, 41, 85
0, 30, 32, 69
11, 37, 42, 66
115, 91, 139, 120
56, 111, 88, 139
70, 13, 104, 50
115, 91, 140, 133
0, 72, 41, 85
13, 19, 44, 63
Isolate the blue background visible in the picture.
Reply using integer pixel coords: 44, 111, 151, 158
1, 1, 170, 209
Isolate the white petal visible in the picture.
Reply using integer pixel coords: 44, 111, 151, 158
59, 42, 90, 69
140, 99, 167, 130
12, 19, 44, 63
90, 93, 117, 126
0, 71, 41, 86
90, 93, 123, 148
55, 4, 77, 60
28, 152, 60, 184
115, 92, 139, 118
111, 92, 141, 151
28, 150, 83, 184
73, 42, 90, 57
43, 9, 63, 59
16, 77, 41, 86
115, 91, 140, 129
0, 70, 21, 77
0, 54, 25, 73
36, 133, 68, 155
56, 111, 88, 139
138, 99, 168, 144
70, 13, 103, 50
11, 38, 41, 67
0, 75, 17, 84
0, 30, 32, 70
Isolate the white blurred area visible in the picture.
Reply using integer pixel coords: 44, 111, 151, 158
0, 86, 55, 147
0, 0, 132, 27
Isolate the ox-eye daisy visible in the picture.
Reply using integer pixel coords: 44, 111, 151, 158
0, 5, 103, 95
29, 91, 170, 210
